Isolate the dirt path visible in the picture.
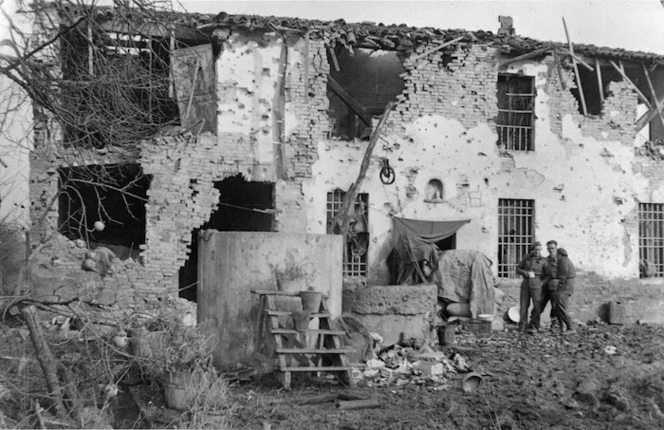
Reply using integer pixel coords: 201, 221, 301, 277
226, 323, 664, 430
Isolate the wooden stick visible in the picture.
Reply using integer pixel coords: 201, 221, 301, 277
562, 18, 587, 115
184, 56, 201, 126
22, 305, 67, 419
595, 58, 604, 104
498, 45, 554, 69
642, 62, 664, 130
409, 36, 465, 62
553, 50, 566, 90
610, 60, 651, 108
336, 399, 381, 410
557, 48, 593, 71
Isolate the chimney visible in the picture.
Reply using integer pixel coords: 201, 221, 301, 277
498, 16, 515, 36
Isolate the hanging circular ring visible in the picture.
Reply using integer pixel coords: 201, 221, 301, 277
380, 160, 395, 185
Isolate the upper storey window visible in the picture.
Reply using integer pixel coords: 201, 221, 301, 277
497, 74, 535, 151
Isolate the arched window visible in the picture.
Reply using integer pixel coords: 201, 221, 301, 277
426, 179, 444, 202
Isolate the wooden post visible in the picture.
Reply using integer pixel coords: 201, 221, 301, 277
562, 18, 587, 115
595, 59, 604, 105
328, 46, 340, 72
184, 56, 201, 126
274, 40, 288, 180
553, 50, 566, 90
22, 305, 68, 419
635, 92, 664, 131
610, 60, 651, 108
332, 102, 395, 240
642, 63, 664, 130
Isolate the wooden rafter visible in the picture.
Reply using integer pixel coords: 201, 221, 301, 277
635, 91, 664, 132
327, 76, 373, 126
562, 18, 587, 115
641, 62, 664, 130
595, 59, 604, 104
557, 48, 593, 71
610, 60, 651, 108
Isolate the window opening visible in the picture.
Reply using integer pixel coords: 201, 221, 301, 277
497, 198, 535, 278
570, 63, 622, 116
58, 164, 150, 260
179, 175, 275, 301
326, 190, 369, 277
639, 203, 664, 278
327, 48, 405, 140
497, 74, 535, 151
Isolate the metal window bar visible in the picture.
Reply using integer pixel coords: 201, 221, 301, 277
497, 199, 535, 278
497, 75, 535, 151
639, 203, 664, 278
326, 191, 369, 277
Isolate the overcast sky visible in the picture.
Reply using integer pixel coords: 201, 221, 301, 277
179, 0, 664, 55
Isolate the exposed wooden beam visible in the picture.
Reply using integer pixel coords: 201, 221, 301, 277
562, 18, 587, 115
641, 62, 664, 130
409, 36, 465, 63
635, 92, 664, 131
328, 46, 340, 72
595, 59, 604, 104
554, 50, 567, 90
610, 60, 651, 108
498, 45, 555, 69
558, 48, 593, 71
327, 76, 373, 126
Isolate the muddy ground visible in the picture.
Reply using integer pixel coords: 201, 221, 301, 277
222, 323, 664, 430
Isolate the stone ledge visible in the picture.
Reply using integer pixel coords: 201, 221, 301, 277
343, 283, 438, 315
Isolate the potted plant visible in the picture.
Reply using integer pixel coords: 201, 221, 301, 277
299, 286, 323, 313
272, 256, 310, 293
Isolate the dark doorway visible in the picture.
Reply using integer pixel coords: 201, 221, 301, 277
436, 234, 456, 252
179, 175, 275, 301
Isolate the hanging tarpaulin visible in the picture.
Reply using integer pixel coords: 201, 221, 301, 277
171, 44, 216, 133
389, 217, 470, 285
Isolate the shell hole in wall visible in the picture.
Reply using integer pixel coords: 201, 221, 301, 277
424, 179, 444, 202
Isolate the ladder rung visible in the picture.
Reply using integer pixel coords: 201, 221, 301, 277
266, 311, 332, 318
279, 366, 353, 372
275, 348, 353, 354
271, 329, 346, 335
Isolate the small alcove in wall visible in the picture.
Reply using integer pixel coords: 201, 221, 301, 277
424, 179, 444, 202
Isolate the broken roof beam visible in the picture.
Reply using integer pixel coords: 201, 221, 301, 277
595, 59, 604, 104
562, 18, 587, 116
557, 48, 593, 71
639, 62, 664, 130
610, 60, 651, 108
408, 36, 465, 63
498, 45, 555, 69
635, 91, 664, 131
327, 76, 373, 126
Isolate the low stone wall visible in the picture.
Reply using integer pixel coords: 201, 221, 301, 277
343, 283, 438, 346
497, 272, 664, 326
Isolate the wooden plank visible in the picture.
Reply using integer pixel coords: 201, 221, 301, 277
275, 348, 354, 354
409, 36, 465, 62
327, 76, 373, 126
328, 46, 340, 72
642, 62, 664, 130
596, 58, 604, 104
251, 289, 299, 296
274, 40, 288, 180
635, 92, 664, 131
610, 60, 651, 108
553, 50, 567, 90
498, 45, 554, 69
280, 366, 353, 372
271, 329, 346, 335
562, 18, 587, 115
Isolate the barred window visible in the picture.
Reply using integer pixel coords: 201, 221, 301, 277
498, 199, 535, 278
497, 74, 535, 151
326, 190, 369, 278
639, 203, 664, 278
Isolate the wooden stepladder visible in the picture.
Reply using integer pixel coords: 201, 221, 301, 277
252, 290, 355, 390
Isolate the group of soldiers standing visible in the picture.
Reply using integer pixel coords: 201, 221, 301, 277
516, 240, 577, 335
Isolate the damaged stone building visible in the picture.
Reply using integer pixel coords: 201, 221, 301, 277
14, 5, 664, 358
